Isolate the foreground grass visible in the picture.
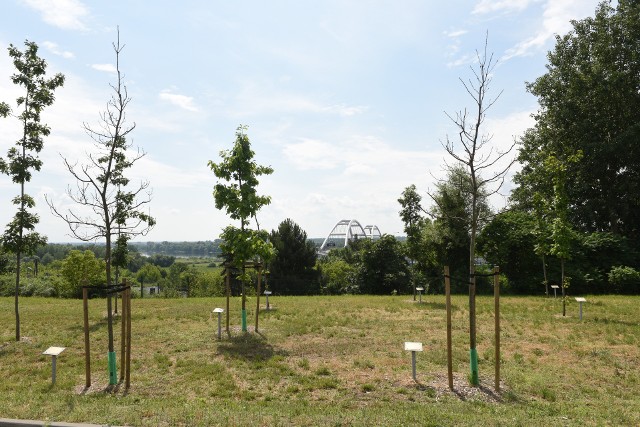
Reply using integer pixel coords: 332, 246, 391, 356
0, 294, 638, 426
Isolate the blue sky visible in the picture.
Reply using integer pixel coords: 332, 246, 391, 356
0, 0, 602, 242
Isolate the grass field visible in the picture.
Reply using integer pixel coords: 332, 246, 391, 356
0, 294, 638, 426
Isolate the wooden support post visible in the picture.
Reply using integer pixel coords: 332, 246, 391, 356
255, 267, 261, 333
82, 287, 91, 388
225, 268, 230, 334
494, 266, 500, 392
445, 266, 453, 391
120, 283, 126, 382
125, 284, 131, 389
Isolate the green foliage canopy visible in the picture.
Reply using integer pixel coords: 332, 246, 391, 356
269, 218, 319, 295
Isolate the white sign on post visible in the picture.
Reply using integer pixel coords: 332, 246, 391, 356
404, 342, 423, 381
43, 346, 66, 385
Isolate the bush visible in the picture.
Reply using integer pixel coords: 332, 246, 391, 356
608, 266, 640, 294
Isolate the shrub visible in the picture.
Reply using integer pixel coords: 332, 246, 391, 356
608, 266, 640, 294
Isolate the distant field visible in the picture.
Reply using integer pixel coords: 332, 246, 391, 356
0, 295, 638, 426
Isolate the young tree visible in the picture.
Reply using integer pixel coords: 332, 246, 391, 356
439, 35, 514, 385
0, 41, 64, 341
398, 185, 428, 300
47, 31, 154, 384
544, 152, 581, 316
209, 125, 275, 332
269, 218, 319, 295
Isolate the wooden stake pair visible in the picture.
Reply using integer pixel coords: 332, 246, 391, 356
83, 281, 132, 390
444, 266, 500, 392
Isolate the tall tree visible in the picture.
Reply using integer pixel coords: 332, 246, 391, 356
514, 1, 640, 239
358, 235, 410, 295
209, 125, 275, 332
439, 35, 514, 385
398, 185, 428, 300
0, 41, 64, 341
269, 218, 319, 295
47, 31, 154, 384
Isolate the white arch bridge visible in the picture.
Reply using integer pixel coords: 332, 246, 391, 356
318, 219, 382, 255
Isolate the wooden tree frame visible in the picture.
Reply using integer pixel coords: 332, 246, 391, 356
223, 262, 264, 334
82, 280, 132, 389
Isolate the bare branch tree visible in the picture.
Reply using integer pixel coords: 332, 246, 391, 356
45, 29, 154, 385
437, 34, 516, 386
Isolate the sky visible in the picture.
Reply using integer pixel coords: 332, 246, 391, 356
0, 0, 603, 242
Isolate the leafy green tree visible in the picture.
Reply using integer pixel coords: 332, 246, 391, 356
358, 235, 410, 295
60, 250, 105, 298
477, 210, 540, 294
514, 1, 640, 239
319, 259, 357, 295
398, 185, 430, 299
0, 41, 64, 341
208, 125, 275, 331
47, 31, 154, 375
429, 166, 492, 284
269, 218, 319, 295
545, 153, 582, 316
136, 263, 161, 297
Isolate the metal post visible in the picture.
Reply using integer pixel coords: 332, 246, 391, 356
51, 355, 57, 384
411, 351, 417, 381
579, 302, 583, 320
218, 312, 222, 339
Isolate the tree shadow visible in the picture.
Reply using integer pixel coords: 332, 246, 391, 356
422, 301, 448, 310
217, 332, 287, 362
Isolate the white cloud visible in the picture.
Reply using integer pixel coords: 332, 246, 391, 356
447, 53, 477, 68
43, 41, 74, 58
159, 90, 199, 112
473, 0, 536, 15
444, 29, 468, 38
503, 0, 601, 60
91, 63, 116, 73
323, 104, 368, 117
21, 0, 89, 31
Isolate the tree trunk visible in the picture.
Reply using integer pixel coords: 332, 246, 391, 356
469, 191, 479, 386
542, 255, 548, 297
561, 258, 566, 317
105, 232, 114, 353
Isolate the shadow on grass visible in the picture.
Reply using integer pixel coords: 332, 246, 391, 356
591, 317, 639, 327
421, 301, 449, 310
66, 317, 110, 334
217, 332, 288, 362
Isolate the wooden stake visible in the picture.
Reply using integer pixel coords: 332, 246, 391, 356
225, 267, 230, 334
82, 286, 91, 388
445, 266, 453, 391
120, 282, 126, 382
125, 285, 131, 389
494, 266, 500, 392
255, 267, 261, 332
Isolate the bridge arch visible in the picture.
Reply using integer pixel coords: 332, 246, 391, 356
318, 219, 382, 255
